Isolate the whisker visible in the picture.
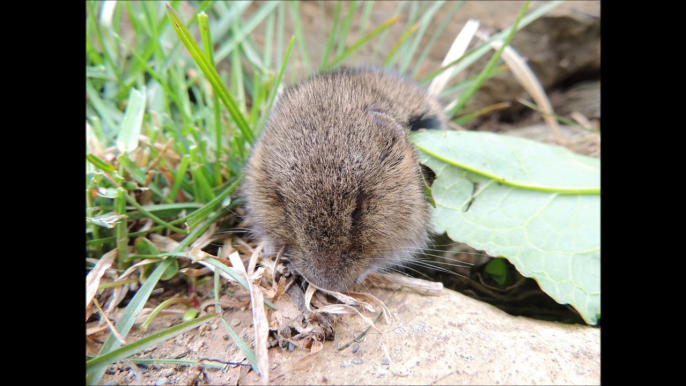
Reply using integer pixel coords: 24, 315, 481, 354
407, 261, 458, 276
423, 248, 489, 256
384, 267, 415, 279
415, 257, 473, 268
417, 253, 474, 266
391, 266, 434, 281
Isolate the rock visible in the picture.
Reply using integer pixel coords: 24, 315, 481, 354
245, 288, 599, 385
550, 80, 601, 120
452, 2, 600, 124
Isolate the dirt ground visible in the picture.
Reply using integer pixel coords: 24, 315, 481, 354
89, 283, 599, 385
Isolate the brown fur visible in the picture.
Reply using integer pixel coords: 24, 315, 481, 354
243, 68, 446, 291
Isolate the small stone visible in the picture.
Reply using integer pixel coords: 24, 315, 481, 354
352, 358, 363, 365
352, 344, 359, 353
155, 377, 168, 385
381, 359, 389, 366
231, 318, 241, 327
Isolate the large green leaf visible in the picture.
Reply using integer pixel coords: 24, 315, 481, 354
412, 130, 600, 325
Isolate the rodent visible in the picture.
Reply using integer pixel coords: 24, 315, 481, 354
243, 67, 447, 292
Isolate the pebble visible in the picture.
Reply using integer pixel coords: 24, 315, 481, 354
155, 377, 168, 385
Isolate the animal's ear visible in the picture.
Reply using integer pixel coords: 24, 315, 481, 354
366, 103, 406, 141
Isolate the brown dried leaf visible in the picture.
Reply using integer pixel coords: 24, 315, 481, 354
149, 233, 181, 252
86, 249, 117, 315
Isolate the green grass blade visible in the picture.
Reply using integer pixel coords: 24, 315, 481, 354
440, 1, 562, 90
221, 316, 261, 375
173, 206, 226, 253
86, 154, 116, 173
288, 1, 311, 72
411, 1, 463, 78
87, 256, 177, 383
200, 257, 276, 310
335, 1, 358, 58
140, 297, 193, 332
86, 314, 217, 375
185, 175, 243, 227
439, 64, 508, 97
115, 188, 129, 269
166, 153, 189, 203
87, 178, 243, 247
165, 4, 254, 143
199, 12, 224, 186
353, 0, 374, 64
86, 80, 121, 134
116, 87, 146, 154
256, 36, 295, 137
114, 34, 185, 115
86, 1, 124, 86
369, 2, 406, 63
383, 21, 419, 67
263, 9, 275, 67
127, 203, 204, 219
326, 15, 400, 69
277, 2, 285, 67
213, 1, 279, 63
120, 190, 188, 234
418, 46, 481, 85
230, 27, 247, 114
454, 102, 512, 125
190, 162, 217, 204
117, 154, 165, 199
398, 1, 445, 74
449, 1, 530, 116
320, 0, 342, 69
209, 1, 251, 42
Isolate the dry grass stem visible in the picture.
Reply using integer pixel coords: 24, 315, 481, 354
429, 19, 480, 98
366, 272, 444, 295
478, 30, 561, 141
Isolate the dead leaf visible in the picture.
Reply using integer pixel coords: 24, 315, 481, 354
86, 249, 117, 315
